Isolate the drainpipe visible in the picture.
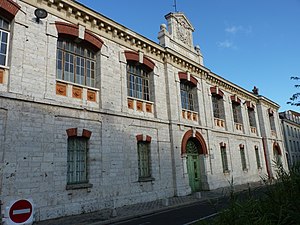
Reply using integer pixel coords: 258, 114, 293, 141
262, 137, 271, 178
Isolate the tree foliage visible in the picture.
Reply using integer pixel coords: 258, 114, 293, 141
287, 76, 300, 106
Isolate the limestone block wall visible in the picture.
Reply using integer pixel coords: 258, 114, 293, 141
0, 97, 174, 221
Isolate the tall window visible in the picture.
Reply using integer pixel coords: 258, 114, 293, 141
240, 146, 247, 171
0, 17, 10, 66
220, 146, 229, 172
255, 147, 261, 169
248, 108, 256, 127
138, 141, 151, 179
212, 94, 225, 119
232, 102, 242, 124
127, 63, 151, 101
180, 82, 195, 111
56, 38, 96, 87
67, 137, 88, 184
269, 114, 276, 132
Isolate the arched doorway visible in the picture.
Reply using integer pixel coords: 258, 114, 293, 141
182, 130, 207, 192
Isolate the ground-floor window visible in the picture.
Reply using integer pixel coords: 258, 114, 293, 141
67, 137, 88, 184
240, 146, 247, 171
138, 141, 151, 179
220, 146, 229, 172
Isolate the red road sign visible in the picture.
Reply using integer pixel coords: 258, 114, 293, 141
9, 199, 33, 223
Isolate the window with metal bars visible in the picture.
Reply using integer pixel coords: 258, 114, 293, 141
212, 94, 225, 119
240, 147, 247, 170
255, 147, 261, 169
67, 137, 88, 184
220, 146, 229, 172
137, 141, 151, 179
127, 63, 151, 101
180, 82, 195, 111
0, 16, 10, 66
56, 38, 96, 87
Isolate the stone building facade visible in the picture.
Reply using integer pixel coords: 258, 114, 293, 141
279, 110, 300, 167
0, 0, 288, 222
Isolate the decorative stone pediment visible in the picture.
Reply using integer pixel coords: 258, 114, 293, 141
158, 12, 203, 66
165, 12, 194, 47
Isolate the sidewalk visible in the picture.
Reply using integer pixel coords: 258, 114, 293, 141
34, 181, 264, 225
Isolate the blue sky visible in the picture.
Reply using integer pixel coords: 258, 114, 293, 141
77, 0, 300, 112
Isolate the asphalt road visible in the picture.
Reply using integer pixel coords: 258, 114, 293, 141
113, 197, 226, 225
113, 187, 267, 225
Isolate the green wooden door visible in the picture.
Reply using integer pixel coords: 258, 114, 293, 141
186, 139, 201, 192
187, 154, 201, 192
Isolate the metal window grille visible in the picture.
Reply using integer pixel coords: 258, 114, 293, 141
220, 146, 229, 172
127, 63, 151, 101
67, 137, 88, 184
56, 38, 96, 87
255, 148, 261, 169
137, 141, 151, 178
240, 148, 247, 170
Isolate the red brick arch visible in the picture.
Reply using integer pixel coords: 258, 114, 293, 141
124, 51, 155, 70
0, 0, 21, 20
178, 72, 198, 86
181, 130, 208, 155
55, 21, 103, 50
210, 86, 224, 98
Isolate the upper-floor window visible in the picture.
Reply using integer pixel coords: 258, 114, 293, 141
0, 17, 10, 66
56, 38, 97, 87
180, 82, 195, 111
268, 109, 276, 133
232, 102, 242, 124
248, 108, 256, 127
127, 62, 151, 101
212, 94, 225, 119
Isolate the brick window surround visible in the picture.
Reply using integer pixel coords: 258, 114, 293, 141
0, 0, 21, 20
124, 51, 155, 70
66, 128, 93, 190
178, 72, 198, 86
210, 86, 224, 98
66, 128, 92, 139
136, 134, 152, 143
181, 130, 208, 155
55, 21, 104, 51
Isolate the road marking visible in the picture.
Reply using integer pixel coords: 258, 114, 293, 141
13, 208, 31, 215
183, 212, 219, 225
